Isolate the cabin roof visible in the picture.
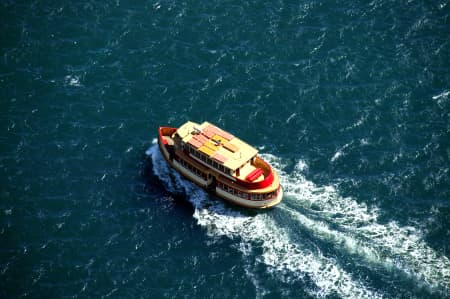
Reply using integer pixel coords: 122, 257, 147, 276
176, 121, 258, 171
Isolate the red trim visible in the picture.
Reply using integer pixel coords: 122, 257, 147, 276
235, 170, 274, 189
219, 168, 274, 190
158, 126, 177, 139
235, 157, 275, 189
158, 126, 177, 149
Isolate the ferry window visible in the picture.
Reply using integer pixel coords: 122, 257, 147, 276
213, 161, 218, 169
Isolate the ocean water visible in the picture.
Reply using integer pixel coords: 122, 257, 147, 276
1, 1, 449, 298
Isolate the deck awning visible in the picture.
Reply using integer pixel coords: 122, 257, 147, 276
177, 121, 258, 171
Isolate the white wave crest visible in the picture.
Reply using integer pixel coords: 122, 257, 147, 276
261, 154, 450, 293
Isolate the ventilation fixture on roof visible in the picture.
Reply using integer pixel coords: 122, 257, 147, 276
193, 126, 202, 134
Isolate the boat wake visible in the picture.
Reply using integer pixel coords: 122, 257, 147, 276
146, 143, 449, 298
262, 153, 450, 295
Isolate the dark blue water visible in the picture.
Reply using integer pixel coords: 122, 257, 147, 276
1, 1, 449, 298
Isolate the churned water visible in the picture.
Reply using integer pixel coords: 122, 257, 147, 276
1, 1, 449, 298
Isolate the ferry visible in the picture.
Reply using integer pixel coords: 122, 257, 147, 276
158, 121, 283, 208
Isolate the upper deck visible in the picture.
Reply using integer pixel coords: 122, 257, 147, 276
175, 121, 258, 171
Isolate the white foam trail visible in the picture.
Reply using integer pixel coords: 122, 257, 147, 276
278, 204, 384, 266
331, 142, 352, 163
261, 154, 450, 292
432, 90, 449, 100
146, 145, 381, 298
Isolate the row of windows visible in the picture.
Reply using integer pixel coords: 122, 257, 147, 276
184, 144, 233, 175
217, 182, 248, 199
178, 159, 207, 181
217, 182, 278, 201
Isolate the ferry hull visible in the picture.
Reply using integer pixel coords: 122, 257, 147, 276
157, 126, 283, 209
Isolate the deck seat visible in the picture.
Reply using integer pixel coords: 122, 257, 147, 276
245, 168, 264, 182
